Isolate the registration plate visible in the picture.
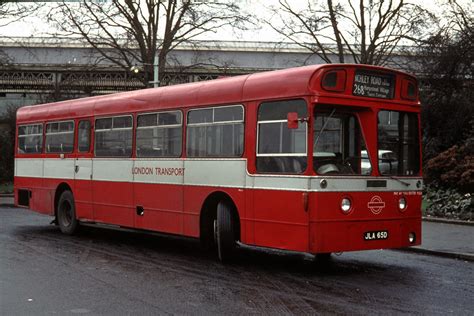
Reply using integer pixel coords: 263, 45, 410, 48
364, 230, 388, 241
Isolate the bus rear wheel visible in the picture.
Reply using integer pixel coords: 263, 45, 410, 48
216, 200, 236, 262
57, 190, 79, 235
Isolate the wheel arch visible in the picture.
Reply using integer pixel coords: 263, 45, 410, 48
199, 191, 241, 244
54, 182, 73, 218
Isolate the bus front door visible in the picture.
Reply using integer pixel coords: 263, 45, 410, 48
74, 158, 93, 220
74, 119, 93, 220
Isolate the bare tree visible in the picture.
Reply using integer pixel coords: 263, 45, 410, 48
0, 0, 37, 27
268, 0, 434, 65
163, 49, 239, 86
0, 1, 40, 66
418, 0, 473, 160
47, 0, 251, 86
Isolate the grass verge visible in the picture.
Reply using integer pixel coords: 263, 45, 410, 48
0, 182, 13, 194
421, 198, 430, 212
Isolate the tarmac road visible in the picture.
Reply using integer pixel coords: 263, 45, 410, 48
1, 206, 473, 315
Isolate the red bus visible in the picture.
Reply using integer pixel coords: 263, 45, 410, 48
14, 64, 422, 261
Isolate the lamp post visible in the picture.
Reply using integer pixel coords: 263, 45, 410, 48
150, 55, 159, 88
130, 55, 159, 88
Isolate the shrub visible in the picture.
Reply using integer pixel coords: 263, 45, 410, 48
0, 182, 13, 194
0, 105, 18, 184
424, 184, 473, 221
0, 128, 14, 183
424, 133, 474, 193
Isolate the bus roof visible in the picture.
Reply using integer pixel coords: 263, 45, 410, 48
17, 64, 417, 123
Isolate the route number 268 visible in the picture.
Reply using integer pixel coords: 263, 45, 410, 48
353, 84, 365, 95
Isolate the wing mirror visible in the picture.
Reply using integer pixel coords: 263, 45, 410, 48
287, 112, 309, 129
287, 112, 299, 129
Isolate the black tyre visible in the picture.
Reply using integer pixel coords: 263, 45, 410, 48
315, 253, 332, 264
216, 200, 236, 262
57, 190, 79, 235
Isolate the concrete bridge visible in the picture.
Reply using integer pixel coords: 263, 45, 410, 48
0, 36, 415, 112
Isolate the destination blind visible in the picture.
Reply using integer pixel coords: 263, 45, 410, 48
353, 70, 395, 99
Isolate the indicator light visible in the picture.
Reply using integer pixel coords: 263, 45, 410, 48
341, 198, 351, 213
399, 197, 407, 211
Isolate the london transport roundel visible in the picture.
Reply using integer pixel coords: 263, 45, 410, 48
368, 195, 386, 215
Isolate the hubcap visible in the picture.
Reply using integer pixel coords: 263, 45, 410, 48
60, 200, 72, 227
213, 219, 218, 243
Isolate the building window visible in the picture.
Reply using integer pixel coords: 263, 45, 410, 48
187, 105, 244, 157
95, 115, 133, 157
136, 111, 182, 157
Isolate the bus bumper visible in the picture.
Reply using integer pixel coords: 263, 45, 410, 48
309, 217, 421, 254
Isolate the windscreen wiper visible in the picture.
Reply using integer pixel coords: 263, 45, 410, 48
314, 108, 336, 147
389, 176, 410, 187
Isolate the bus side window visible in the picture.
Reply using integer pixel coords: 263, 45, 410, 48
186, 105, 244, 157
95, 116, 133, 157
136, 111, 182, 157
18, 123, 43, 154
45, 121, 74, 153
256, 99, 308, 174
78, 120, 91, 153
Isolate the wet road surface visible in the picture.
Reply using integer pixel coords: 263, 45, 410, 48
1, 206, 473, 315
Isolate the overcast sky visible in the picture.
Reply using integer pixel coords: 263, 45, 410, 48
1, 0, 471, 42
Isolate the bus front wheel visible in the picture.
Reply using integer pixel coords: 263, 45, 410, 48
57, 190, 79, 235
216, 201, 236, 262
315, 253, 332, 264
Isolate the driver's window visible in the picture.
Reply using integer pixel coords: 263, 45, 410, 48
256, 99, 307, 174
314, 110, 372, 175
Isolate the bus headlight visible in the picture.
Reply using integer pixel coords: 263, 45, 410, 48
398, 197, 407, 211
408, 232, 416, 244
341, 198, 352, 213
